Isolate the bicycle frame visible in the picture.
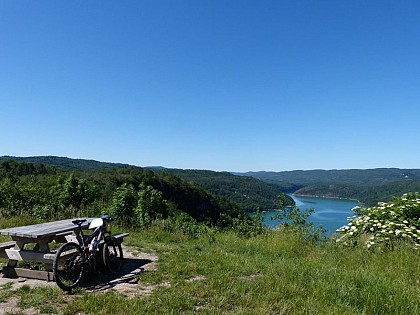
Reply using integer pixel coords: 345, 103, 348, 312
75, 217, 111, 268
53, 215, 124, 291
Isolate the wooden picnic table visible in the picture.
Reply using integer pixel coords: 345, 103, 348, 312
0, 218, 94, 281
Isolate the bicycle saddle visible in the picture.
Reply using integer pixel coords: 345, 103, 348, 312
72, 219, 87, 225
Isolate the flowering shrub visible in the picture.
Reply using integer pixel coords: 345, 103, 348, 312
336, 192, 420, 249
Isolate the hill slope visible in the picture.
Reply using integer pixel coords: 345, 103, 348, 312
0, 156, 130, 170
0, 159, 244, 225
241, 168, 420, 186
4, 156, 419, 206
153, 168, 293, 211
240, 169, 420, 204
0, 156, 290, 211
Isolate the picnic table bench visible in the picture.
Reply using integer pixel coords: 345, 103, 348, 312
0, 218, 128, 281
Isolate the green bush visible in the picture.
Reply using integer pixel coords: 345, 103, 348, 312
160, 212, 212, 239
223, 210, 265, 238
108, 183, 137, 226
32, 205, 55, 220
135, 184, 170, 228
272, 206, 326, 242
337, 192, 420, 249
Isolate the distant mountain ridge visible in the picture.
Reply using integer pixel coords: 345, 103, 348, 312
2, 156, 419, 206
238, 169, 420, 205
0, 156, 131, 170
239, 169, 420, 186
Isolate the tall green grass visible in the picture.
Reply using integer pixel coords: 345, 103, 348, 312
65, 228, 419, 314
0, 217, 418, 314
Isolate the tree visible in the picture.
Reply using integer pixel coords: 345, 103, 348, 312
278, 193, 287, 208
61, 173, 83, 213
0, 177, 16, 215
47, 174, 99, 217
108, 183, 137, 226
135, 184, 169, 227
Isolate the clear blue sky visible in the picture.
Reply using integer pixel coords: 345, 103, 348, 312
1, 1, 419, 172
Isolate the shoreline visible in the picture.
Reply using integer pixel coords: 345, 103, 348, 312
290, 193, 362, 204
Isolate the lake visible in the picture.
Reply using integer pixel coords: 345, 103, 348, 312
261, 195, 361, 236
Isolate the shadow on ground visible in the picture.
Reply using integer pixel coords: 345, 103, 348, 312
81, 256, 154, 292
0, 246, 158, 295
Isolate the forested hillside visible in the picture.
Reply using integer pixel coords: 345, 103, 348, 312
0, 159, 247, 226
293, 180, 420, 205
243, 168, 420, 186
152, 168, 294, 211
0, 156, 291, 212
3, 156, 418, 207
0, 156, 130, 170
241, 169, 420, 205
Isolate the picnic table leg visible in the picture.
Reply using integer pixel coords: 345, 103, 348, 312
33, 240, 51, 252
5, 260, 17, 268
2, 239, 24, 277
41, 243, 53, 272
34, 240, 53, 271
5, 239, 26, 268
3, 238, 54, 278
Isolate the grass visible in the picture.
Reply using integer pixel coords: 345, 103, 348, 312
64, 228, 420, 315
0, 217, 419, 314
15, 285, 66, 313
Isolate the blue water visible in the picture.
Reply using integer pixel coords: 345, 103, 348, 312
261, 195, 360, 236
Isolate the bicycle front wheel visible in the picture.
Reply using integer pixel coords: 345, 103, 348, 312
53, 242, 85, 291
102, 241, 123, 275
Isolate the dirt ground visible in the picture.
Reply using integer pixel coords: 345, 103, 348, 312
0, 245, 160, 314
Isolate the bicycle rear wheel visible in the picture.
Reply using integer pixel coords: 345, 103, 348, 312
102, 241, 123, 274
53, 242, 85, 291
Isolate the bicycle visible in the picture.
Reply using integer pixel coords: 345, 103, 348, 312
53, 215, 123, 292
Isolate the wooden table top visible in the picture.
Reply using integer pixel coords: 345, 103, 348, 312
0, 218, 94, 239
